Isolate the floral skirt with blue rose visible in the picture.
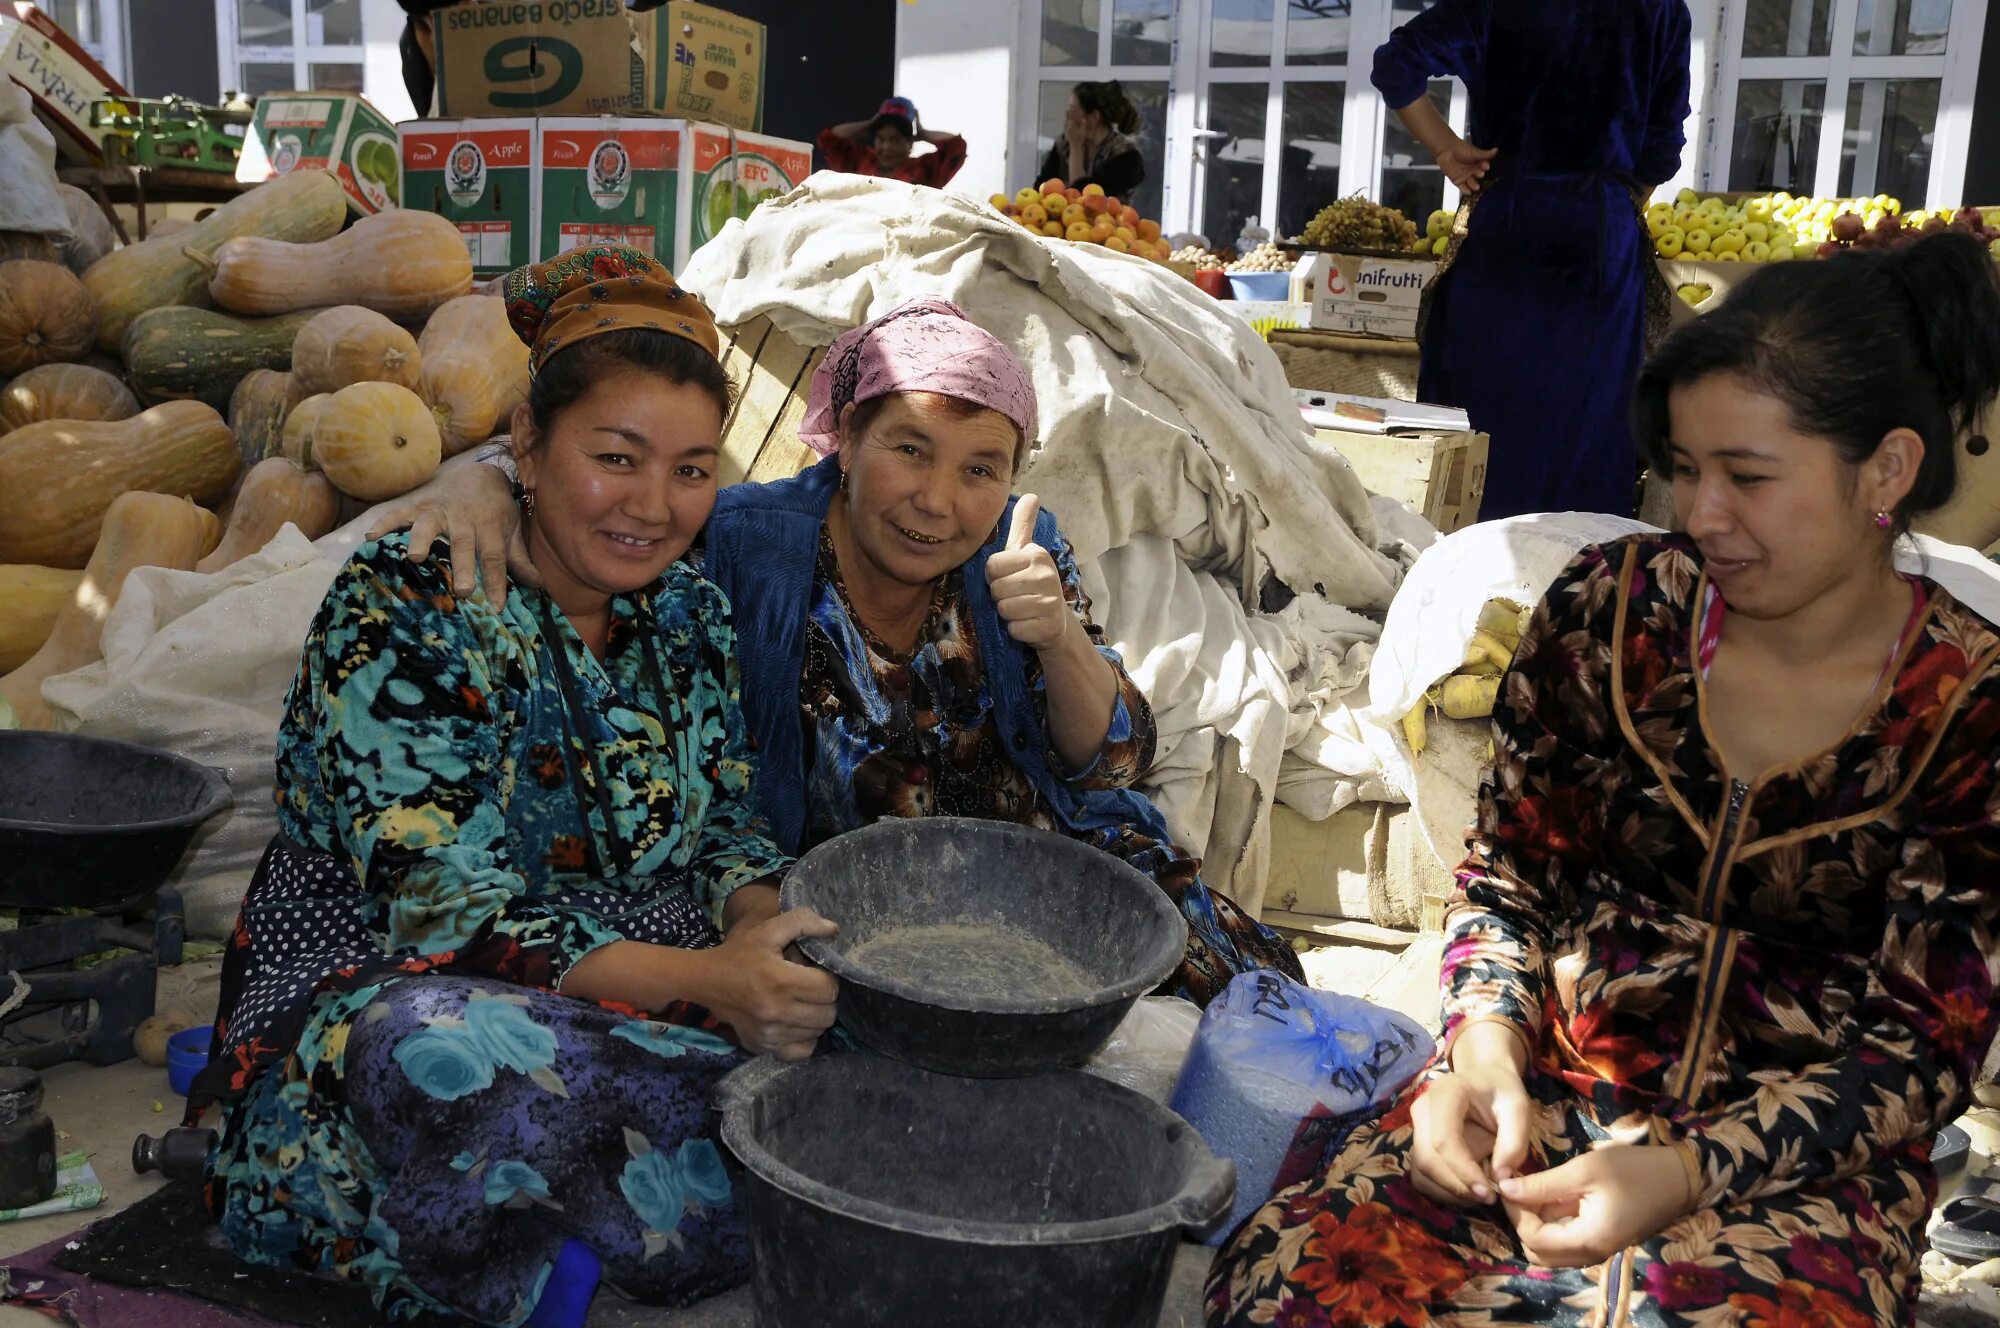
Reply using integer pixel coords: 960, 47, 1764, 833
208, 973, 749, 1325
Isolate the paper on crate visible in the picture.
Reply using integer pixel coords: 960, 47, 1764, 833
238, 91, 398, 214
432, 1, 764, 130
0, 3, 123, 161
400, 118, 535, 275
1307, 252, 1430, 341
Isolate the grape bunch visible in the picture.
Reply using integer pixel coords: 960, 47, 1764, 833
1299, 196, 1420, 252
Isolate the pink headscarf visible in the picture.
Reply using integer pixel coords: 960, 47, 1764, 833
797, 298, 1039, 458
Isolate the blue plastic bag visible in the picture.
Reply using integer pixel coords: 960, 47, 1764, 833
1169, 970, 1433, 1243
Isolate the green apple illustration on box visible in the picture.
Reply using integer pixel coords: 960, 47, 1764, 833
695, 151, 787, 246
350, 133, 400, 210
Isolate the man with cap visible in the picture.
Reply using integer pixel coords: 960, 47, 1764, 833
818, 96, 967, 188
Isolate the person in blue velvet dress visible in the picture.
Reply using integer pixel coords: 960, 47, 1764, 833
1374, 0, 1693, 519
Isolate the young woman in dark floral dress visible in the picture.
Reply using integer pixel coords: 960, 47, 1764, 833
1210, 234, 2000, 1328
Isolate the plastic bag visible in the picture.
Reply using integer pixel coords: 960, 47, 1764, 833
1170, 970, 1433, 1243
1083, 996, 1202, 1103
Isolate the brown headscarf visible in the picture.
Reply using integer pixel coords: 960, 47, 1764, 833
502, 244, 720, 374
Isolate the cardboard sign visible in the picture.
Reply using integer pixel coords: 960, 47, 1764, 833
656, 1, 764, 131
1308, 253, 1431, 341
537, 117, 681, 265
238, 91, 399, 214
401, 118, 535, 275
0, 4, 124, 161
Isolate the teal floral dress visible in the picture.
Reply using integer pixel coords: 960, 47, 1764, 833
202, 535, 791, 1325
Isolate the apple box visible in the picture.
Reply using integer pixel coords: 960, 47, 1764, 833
400, 118, 536, 276
238, 91, 399, 214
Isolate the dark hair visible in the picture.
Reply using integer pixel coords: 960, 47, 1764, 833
1633, 232, 2000, 526
525, 328, 735, 443
846, 391, 1025, 470
1072, 80, 1141, 137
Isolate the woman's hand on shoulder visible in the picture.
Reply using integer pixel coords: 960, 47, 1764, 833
698, 908, 840, 1061
366, 458, 538, 605
985, 495, 1075, 654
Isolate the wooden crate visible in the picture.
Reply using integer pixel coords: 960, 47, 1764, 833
1314, 425, 1489, 534
715, 316, 821, 487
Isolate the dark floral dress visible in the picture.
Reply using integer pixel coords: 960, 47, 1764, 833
204, 535, 791, 1325
1210, 535, 2000, 1328
799, 528, 1301, 1005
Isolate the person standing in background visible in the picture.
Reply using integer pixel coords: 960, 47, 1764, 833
819, 97, 968, 188
1375, 0, 1693, 519
1038, 81, 1147, 199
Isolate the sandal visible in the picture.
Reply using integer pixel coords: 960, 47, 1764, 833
1931, 1170, 2000, 1266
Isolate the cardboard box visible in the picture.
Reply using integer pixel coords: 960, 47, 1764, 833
238, 91, 399, 214
401, 118, 535, 276
1658, 257, 1741, 320
686, 123, 809, 252
433, 1, 764, 128
537, 116, 681, 265
0, 4, 124, 161
655, 1, 764, 131
1307, 252, 1432, 341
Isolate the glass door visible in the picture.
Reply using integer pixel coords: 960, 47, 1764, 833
1022, 0, 1179, 223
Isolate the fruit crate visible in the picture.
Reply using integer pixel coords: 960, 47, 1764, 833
90, 97, 249, 173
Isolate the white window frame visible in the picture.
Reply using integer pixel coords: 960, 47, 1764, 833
214, 0, 366, 98
41, 0, 130, 85
1014, 0, 1469, 242
1707, 0, 1988, 206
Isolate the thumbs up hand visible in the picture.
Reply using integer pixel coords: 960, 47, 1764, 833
984, 496, 1074, 653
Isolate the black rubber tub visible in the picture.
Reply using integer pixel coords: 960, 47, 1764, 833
0, 731, 230, 908
717, 1052, 1234, 1328
779, 818, 1188, 1077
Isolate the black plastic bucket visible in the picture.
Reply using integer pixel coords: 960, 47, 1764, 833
780, 818, 1188, 1077
717, 1052, 1234, 1328
0, 731, 230, 908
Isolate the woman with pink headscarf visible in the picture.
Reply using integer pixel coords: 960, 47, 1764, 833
375, 298, 1300, 1004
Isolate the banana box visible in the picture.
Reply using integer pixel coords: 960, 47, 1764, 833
1307, 252, 1431, 341
239, 91, 399, 214
401, 118, 536, 275
537, 117, 683, 266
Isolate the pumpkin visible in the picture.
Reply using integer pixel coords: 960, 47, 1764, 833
0, 363, 140, 431
299, 381, 442, 501
122, 306, 321, 410
0, 261, 99, 376
82, 169, 347, 351
0, 492, 218, 730
227, 368, 302, 468
0, 564, 85, 673
280, 392, 330, 469
211, 210, 475, 320
195, 457, 341, 572
418, 295, 530, 456
290, 306, 421, 398
0, 399, 240, 567
55, 184, 117, 273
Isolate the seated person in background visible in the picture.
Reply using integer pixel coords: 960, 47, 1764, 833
371, 298, 1304, 1008
1208, 233, 2000, 1328
199, 246, 835, 1327
818, 96, 967, 188
1038, 80, 1146, 199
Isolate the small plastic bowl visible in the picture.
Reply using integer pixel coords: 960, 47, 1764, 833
166, 1026, 210, 1098
1227, 272, 1291, 301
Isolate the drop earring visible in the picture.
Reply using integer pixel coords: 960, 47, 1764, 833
1874, 510, 1892, 530
521, 488, 538, 518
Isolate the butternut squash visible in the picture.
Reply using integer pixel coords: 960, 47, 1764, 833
0, 261, 98, 376
0, 400, 240, 567
82, 170, 347, 351
0, 363, 141, 432
418, 294, 530, 456
0, 493, 219, 730
211, 210, 475, 320
297, 382, 441, 501
122, 306, 321, 410
227, 368, 302, 468
195, 457, 340, 572
0, 565, 85, 673
290, 306, 421, 398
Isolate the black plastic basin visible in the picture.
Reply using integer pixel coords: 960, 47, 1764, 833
0, 731, 230, 908
779, 818, 1188, 1077
718, 1052, 1234, 1328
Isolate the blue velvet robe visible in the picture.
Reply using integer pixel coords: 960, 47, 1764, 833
1373, 0, 1692, 519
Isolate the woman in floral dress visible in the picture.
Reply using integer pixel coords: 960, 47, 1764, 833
199, 247, 836, 1327
380, 298, 1303, 1006
1210, 233, 2000, 1328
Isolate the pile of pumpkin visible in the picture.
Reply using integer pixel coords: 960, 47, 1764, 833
0, 169, 530, 731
